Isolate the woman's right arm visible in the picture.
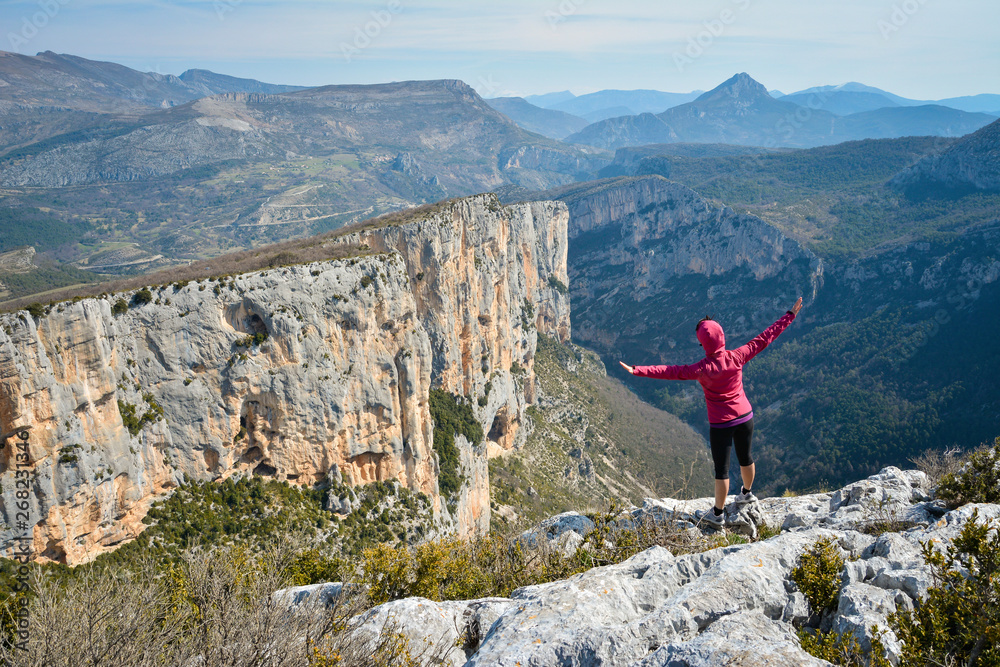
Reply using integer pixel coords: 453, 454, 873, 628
621, 361, 701, 380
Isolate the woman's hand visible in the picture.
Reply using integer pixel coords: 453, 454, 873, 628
619, 361, 634, 374
790, 297, 803, 316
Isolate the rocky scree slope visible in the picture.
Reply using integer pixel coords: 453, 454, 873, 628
316, 466, 989, 666
0, 194, 570, 565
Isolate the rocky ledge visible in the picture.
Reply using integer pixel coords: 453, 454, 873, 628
284, 466, 996, 666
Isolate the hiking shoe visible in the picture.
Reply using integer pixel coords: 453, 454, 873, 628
696, 508, 725, 529
735, 489, 759, 505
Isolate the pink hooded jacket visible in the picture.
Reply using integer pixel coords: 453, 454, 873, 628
631, 311, 796, 425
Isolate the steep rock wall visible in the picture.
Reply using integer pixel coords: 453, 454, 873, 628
0, 194, 570, 564
553, 176, 821, 362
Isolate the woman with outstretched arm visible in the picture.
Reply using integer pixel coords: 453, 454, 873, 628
620, 297, 804, 528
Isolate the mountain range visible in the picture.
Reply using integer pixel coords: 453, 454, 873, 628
1, 51, 997, 311
523, 80, 999, 119
565, 74, 996, 150
500, 79, 998, 142
0, 51, 604, 286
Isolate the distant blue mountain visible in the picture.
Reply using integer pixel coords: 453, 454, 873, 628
526, 82, 1000, 122
485, 97, 589, 140
787, 83, 1000, 116
789, 82, 925, 107
524, 91, 576, 108
567, 74, 996, 150
551, 89, 702, 119
781, 90, 901, 116
935, 94, 1000, 114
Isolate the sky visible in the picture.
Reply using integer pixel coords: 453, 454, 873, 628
1, 0, 998, 100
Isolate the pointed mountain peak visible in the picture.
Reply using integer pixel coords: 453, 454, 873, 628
696, 73, 771, 103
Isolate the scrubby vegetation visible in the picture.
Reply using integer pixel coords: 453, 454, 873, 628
0, 207, 86, 254
111, 298, 128, 315
0, 265, 100, 302
936, 437, 1000, 508
888, 509, 1000, 666
0, 540, 447, 666
798, 630, 875, 667
428, 389, 482, 499
792, 537, 845, 618
360, 500, 766, 608
547, 274, 569, 294
130, 287, 153, 305
235, 331, 269, 348
792, 537, 890, 667
793, 440, 1000, 667
117, 393, 165, 437
100, 477, 332, 566
0, 477, 762, 664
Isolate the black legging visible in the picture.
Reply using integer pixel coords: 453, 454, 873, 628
710, 419, 754, 480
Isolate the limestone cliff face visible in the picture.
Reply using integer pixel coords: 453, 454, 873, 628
342, 196, 571, 533
0, 194, 570, 564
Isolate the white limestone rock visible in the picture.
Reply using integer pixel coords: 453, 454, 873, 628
347, 470, 1000, 666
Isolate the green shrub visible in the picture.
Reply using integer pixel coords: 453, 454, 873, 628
791, 537, 845, 617
25, 302, 47, 319
797, 628, 886, 667
521, 299, 535, 329
361, 533, 563, 606
89, 477, 331, 569
235, 331, 268, 348
131, 288, 153, 306
58, 444, 82, 464
547, 275, 569, 295
284, 548, 344, 587
117, 394, 164, 437
118, 400, 141, 436
886, 509, 1000, 666
936, 437, 1000, 508
428, 390, 482, 498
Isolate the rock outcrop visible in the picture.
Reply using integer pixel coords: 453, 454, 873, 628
328, 467, 995, 666
0, 194, 570, 564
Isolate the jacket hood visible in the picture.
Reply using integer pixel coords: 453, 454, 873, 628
697, 320, 726, 355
